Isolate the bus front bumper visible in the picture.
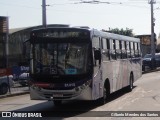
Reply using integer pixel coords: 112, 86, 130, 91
30, 86, 92, 101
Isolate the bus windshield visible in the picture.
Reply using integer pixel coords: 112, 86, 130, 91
32, 42, 90, 75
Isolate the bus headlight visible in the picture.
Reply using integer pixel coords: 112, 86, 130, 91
75, 87, 80, 91
80, 84, 85, 89
75, 80, 91, 91
85, 80, 91, 86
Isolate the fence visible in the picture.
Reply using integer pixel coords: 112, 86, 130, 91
0, 68, 30, 97
0, 75, 29, 97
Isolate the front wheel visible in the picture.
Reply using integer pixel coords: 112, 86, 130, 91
98, 84, 110, 105
98, 87, 107, 105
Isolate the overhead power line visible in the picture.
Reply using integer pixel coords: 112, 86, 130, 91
1, 0, 159, 11
72, 0, 150, 9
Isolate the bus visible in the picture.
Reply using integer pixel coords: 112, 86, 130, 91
28, 26, 142, 106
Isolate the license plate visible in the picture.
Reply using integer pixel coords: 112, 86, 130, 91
53, 94, 63, 97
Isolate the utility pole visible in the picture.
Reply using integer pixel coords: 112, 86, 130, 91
149, 0, 156, 69
0, 16, 9, 68
5, 17, 9, 68
42, 0, 47, 28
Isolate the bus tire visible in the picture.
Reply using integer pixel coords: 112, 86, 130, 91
98, 80, 110, 105
98, 87, 107, 105
127, 73, 134, 92
53, 100, 62, 106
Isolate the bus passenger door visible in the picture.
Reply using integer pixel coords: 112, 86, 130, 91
92, 37, 103, 100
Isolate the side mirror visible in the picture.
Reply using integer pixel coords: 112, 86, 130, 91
94, 49, 101, 60
94, 48, 101, 66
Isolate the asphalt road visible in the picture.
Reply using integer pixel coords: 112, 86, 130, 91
0, 70, 160, 120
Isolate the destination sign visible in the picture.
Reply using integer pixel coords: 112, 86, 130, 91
32, 30, 89, 38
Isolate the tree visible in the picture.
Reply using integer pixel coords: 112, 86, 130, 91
102, 27, 134, 37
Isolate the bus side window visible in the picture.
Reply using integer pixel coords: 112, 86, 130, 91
135, 43, 139, 57
23, 39, 31, 64
119, 41, 122, 59
92, 37, 101, 65
115, 40, 121, 59
130, 42, 135, 58
138, 43, 141, 57
107, 39, 110, 60
122, 41, 127, 59
110, 39, 116, 60
101, 38, 110, 61
92, 37, 100, 48
127, 41, 131, 58
94, 48, 101, 60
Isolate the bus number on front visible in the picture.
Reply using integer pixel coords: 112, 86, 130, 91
64, 83, 75, 87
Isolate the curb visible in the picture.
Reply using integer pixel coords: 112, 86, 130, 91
142, 68, 160, 74
0, 91, 29, 99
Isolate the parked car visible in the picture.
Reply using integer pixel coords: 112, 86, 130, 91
155, 53, 160, 67
142, 53, 160, 71
18, 72, 29, 86
0, 75, 14, 95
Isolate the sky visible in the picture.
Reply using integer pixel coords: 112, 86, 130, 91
0, 0, 160, 36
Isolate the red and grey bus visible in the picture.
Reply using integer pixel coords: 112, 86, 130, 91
28, 26, 142, 106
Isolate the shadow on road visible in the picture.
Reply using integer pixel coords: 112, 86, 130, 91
107, 86, 136, 103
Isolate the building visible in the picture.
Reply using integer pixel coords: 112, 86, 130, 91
8, 24, 69, 67
156, 33, 160, 52
135, 34, 157, 57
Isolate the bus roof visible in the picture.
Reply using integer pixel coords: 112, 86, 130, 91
31, 26, 90, 33
91, 29, 140, 43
